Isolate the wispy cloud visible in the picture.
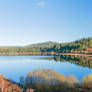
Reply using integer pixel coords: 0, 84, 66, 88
37, 1, 45, 7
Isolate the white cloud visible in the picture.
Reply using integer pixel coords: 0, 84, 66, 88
37, 1, 45, 7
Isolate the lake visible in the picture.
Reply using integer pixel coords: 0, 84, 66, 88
0, 55, 92, 82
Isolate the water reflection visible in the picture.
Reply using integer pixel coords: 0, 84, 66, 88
0, 55, 92, 83
40, 55, 92, 68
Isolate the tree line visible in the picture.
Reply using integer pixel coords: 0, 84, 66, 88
0, 37, 92, 54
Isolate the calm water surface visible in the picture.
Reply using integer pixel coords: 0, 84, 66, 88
0, 55, 92, 82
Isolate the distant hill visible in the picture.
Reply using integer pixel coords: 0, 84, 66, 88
0, 46, 21, 48
27, 41, 58, 47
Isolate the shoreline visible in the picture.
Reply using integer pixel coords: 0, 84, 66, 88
0, 52, 91, 56
61, 53, 92, 56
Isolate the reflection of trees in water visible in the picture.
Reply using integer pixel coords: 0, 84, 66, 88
41, 55, 92, 68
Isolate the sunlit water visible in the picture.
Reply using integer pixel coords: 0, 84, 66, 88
0, 55, 92, 82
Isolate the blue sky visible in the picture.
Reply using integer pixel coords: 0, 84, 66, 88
0, 0, 92, 46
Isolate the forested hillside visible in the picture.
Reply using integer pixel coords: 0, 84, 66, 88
54, 37, 92, 54
0, 38, 92, 54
